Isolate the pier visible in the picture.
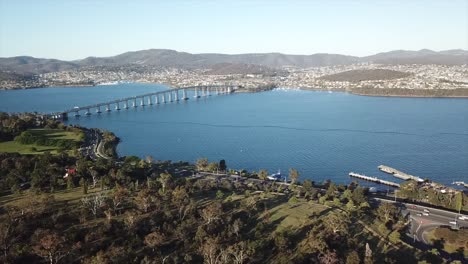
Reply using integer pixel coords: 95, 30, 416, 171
453, 181, 468, 188
349, 172, 400, 188
378, 165, 424, 182
48, 85, 236, 120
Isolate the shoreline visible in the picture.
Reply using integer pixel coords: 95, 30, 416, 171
2, 81, 468, 98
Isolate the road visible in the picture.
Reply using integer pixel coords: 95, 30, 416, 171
371, 197, 468, 244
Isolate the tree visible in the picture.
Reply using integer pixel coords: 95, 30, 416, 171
258, 169, 268, 181
219, 160, 226, 172
303, 180, 313, 192
158, 172, 172, 193
230, 218, 243, 238
0, 209, 22, 261
199, 236, 222, 264
33, 229, 76, 264
346, 251, 360, 264
326, 182, 338, 198
81, 193, 107, 218
111, 185, 129, 214
144, 230, 165, 252
288, 168, 299, 184
196, 158, 209, 171
216, 190, 224, 200
377, 202, 399, 224
228, 241, 251, 264
352, 187, 366, 204
207, 162, 218, 173
323, 212, 350, 235
320, 250, 339, 264
135, 188, 156, 213
389, 231, 401, 244
89, 169, 100, 188
201, 201, 223, 225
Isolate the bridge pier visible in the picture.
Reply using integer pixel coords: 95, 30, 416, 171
85, 108, 91, 115
182, 89, 188, 100
124, 101, 129, 109
194, 88, 200, 98
174, 90, 179, 101
216, 88, 219, 95
116, 102, 120, 110
74, 110, 80, 117
106, 104, 111, 112
202, 87, 206, 97
133, 98, 137, 108
96, 106, 102, 114
148, 96, 152, 105
207, 88, 211, 96
168, 92, 173, 102
155, 95, 159, 104
140, 97, 145, 106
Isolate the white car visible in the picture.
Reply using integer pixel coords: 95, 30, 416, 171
458, 216, 468, 220
423, 209, 430, 213
449, 221, 457, 225
422, 212, 429, 216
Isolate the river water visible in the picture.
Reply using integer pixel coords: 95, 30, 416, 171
1, 83, 467, 188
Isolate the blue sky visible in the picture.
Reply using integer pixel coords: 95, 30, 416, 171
0, 0, 466, 60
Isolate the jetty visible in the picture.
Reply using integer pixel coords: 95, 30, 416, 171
378, 165, 424, 182
453, 181, 468, 188
349, 172, 400, 188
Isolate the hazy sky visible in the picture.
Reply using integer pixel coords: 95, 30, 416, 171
0, 0, 466, 60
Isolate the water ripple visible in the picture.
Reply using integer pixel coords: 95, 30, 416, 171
112, 119, 468, 137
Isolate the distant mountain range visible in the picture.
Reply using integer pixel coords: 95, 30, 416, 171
0, 49, 467, 75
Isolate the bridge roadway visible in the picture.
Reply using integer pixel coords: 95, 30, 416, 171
50, 85, 237, 119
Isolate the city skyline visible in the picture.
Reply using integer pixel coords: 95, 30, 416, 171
0, 0, 467, 60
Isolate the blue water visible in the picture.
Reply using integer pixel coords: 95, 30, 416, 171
1, 83, 467, 188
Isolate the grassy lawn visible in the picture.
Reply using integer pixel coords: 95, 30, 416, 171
0, 128, 83, 155
427, 228, 468, 258
0, 187, 106, 208
262, 199, 328, 231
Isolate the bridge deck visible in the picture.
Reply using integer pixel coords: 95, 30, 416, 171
50, 85, 236, 116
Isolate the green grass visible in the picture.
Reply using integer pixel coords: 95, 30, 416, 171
0, 187, 107, 208
427, 228, 468, 258
0, 128, 83, 155
262, 199, 328, 231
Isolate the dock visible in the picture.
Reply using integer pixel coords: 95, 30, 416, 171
453, 181, 468, 188
378, 165, 424, 182
349, 172, 400, 188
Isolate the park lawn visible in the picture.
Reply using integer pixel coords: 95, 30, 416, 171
262, 199, 328, 231
0, 140, 60, 154
29, 128, 84, 141
427, 228, 468, 258
0, 128, 83, 155
0, 187, 106, 208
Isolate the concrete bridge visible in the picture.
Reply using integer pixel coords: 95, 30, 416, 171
50, 85, 237, 120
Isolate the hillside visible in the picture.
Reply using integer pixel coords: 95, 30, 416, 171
204, 63, 282, 75
319, 69, 411, 82
1, 49, 466, 75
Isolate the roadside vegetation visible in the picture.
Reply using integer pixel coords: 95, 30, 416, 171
398, 180, 467, 212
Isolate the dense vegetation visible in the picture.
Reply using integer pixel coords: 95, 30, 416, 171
398, 181, 467, 212
319, 69, 411, 82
